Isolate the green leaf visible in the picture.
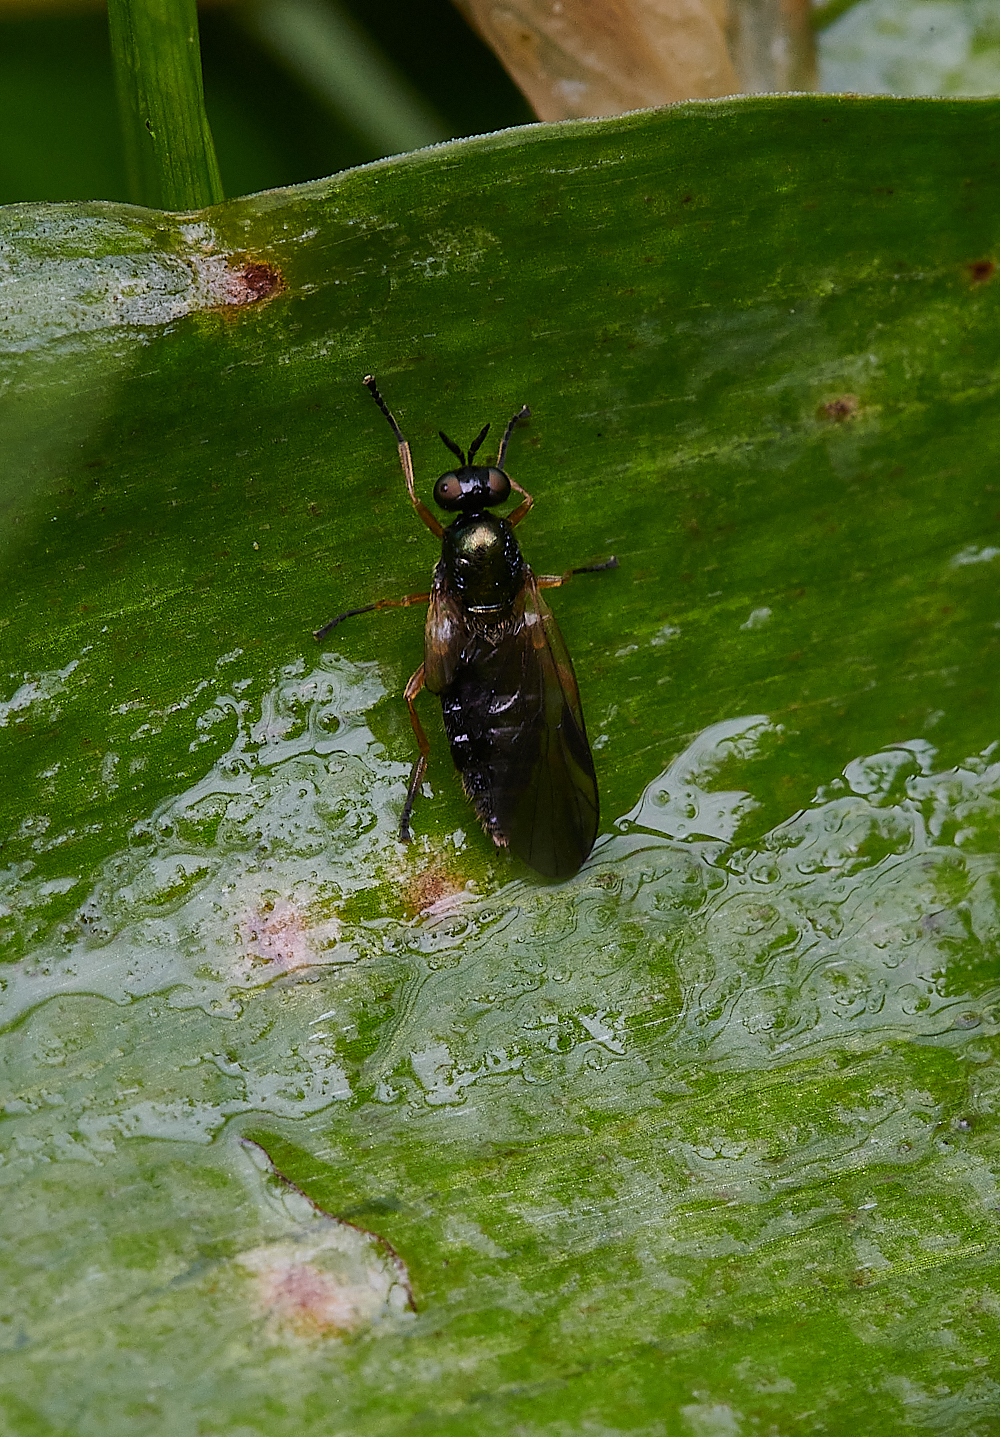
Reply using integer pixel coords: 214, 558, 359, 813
3, 96, 1000, 1433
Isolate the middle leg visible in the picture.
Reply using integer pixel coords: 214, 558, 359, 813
314, 591, 430, 643
535, 556, 619, 589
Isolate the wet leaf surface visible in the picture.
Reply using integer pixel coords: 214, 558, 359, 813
2, 95, 1000, 1434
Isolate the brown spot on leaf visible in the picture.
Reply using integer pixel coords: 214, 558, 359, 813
967, 258, 996, 285
402, 861, 469, 917
819, 394, 859, 422
205, 257, 285, 312
236, 261, 284, 302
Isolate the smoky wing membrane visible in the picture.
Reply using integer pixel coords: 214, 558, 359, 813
501, 574, 599, 878
446, 573, 597, 880
423, 562, 471, 694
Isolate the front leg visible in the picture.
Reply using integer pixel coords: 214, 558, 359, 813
364, 376, 444, 539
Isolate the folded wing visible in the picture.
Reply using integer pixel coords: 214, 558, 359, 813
437, 568, 599, 879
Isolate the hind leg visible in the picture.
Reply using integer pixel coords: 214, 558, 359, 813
399, 664, 431, 842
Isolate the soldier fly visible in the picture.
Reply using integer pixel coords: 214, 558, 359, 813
314, 376, 616, 879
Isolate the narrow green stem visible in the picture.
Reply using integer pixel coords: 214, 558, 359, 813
107, 0, 224, 211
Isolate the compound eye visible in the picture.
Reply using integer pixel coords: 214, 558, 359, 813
434, 473, 463, 509
486, 468, 511, 504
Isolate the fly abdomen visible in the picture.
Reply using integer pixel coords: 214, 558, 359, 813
440, 643, 542, 852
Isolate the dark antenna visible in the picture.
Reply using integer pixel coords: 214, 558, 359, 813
467, 423, 491, 462
497, 405, 530, 469
439, 430, 465, 464
363, 375, 406, 446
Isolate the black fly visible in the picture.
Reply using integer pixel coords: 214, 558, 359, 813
314, 376, 617, 879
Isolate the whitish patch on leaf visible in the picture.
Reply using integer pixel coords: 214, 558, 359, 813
237, 1138, 414, 1340
681, 1403, 743, 1437
0, 210, 281, 353
951, 545, 1000, 567
237, 1233, 410, 1339
238, 893, 341, 973
0, 660, 79, 728
410, 227, 498, 280
740, 607, 772, 630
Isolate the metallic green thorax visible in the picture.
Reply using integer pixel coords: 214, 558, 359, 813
442, 512, 524, 614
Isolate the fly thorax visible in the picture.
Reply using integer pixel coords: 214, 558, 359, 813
443, 513, 524, 614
